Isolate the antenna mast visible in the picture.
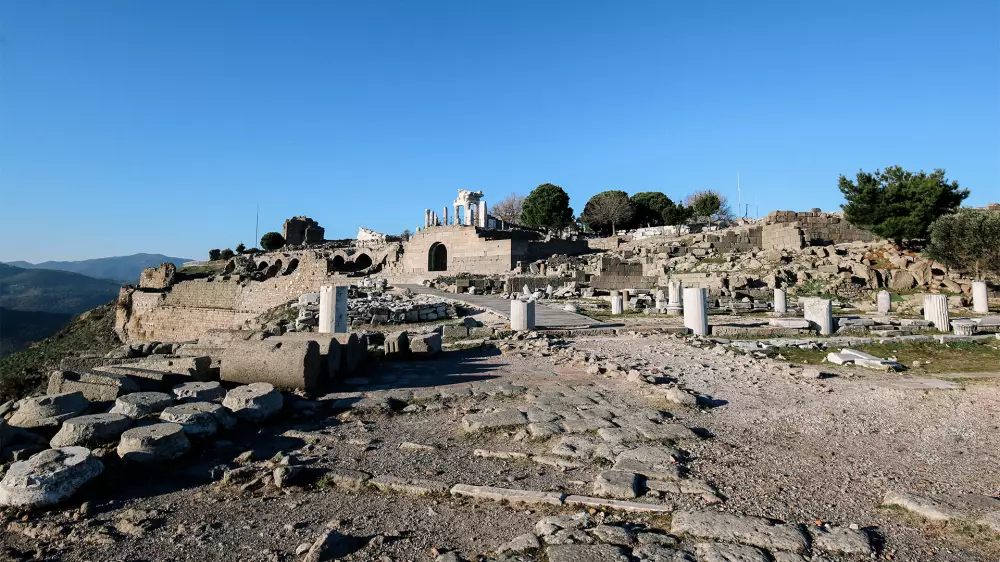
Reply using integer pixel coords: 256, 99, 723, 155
255, 204, 259, 247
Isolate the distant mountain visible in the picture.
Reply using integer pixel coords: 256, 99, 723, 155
0, 263, 122, 315
5, 253, 192, 282
0, 307, 73, 355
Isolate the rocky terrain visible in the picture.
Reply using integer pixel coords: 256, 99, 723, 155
2, 318, 999, 561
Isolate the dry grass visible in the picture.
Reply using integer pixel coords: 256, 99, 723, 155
772, 340, 1000, 374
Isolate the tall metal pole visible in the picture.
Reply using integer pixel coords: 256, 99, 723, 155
255, 204, 259, 248
737, 171, 742, 218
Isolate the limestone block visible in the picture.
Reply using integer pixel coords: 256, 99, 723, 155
49, 413, 131, 448
318, 285, 348, 333
0, 447, 104, 507
117, 423, 190, 463
329, 333, 366, 375
269, 333, 343, 381
171, 381, 225, 403
47, 370, 139, 403
160, 404, 219, 437
221, 340, 321, 392
8, 392, 89, 430
593, 470, 639, 499
511, 300, 536, 330
801, 297, 834, 336
110, 392, 174, 418
670, 510, 809, 553
410, 332, 442, 357
223, 382, 283, 422
877, 290, 891, 313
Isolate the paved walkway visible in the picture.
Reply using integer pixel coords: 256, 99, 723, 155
401, 285, 597, 328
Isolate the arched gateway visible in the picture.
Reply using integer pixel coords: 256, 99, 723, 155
428, 242, 448, 271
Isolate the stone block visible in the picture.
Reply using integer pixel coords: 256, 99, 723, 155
0, 447, 103, 507
221, 340, 321, 392
409, 333, 442, 357
47, 370, 140, 403
269, 333, 343, 381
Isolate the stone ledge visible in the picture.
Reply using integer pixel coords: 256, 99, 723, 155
449, 484, 564, 506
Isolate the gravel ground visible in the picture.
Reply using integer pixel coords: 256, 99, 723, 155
3, 329, 999, 561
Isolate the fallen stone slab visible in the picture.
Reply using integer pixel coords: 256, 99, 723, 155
450, 484, 565, 506
171, 381, 226, 403
561, 417, 616, 433
95, 356, 215, 389
368, 475, 449, 496
532, 455, 586, 470
695, 542, 770, 562
612, 446, 683, 481
159, 404, 219, 437
117, 423, 190, 463
808, 526, 872, 555
594, 470, 639, 499
269, 333, 343, 380
0, 447, 104, 507
768, 318, 811, 329
221, 340, 321, 392
473, 449, 530, 461
551, 435, 601, 459
109, 392, 174, 418
497, 532, 541, 554
409, 332, 442, 357
670, 511, 809, 553
223, 382, 283, 422
546, 544, 630, 562
49, 413, 132, 448
633, 421, 699, 441
319, 468, 371, 491
461, 409, 528, 432
882, 490, 1000, 524
658, 387, 699, 407
47, 370, 139, 403
563, 495, 674, 513
8, 392, 90, 430
303, 528, 364, 562
171, 401, 235, 430
527, 422, 563, 439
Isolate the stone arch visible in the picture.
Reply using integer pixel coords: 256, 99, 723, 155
331, 255, 346, 271
282, 258, 299, 276
354, 253, 373, 271
265, 259, 283, 278
428, 242, 448, 272
256, 261, 269, 272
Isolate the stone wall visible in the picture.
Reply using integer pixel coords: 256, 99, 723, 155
401, 226, 516, 276
765, 211, 877, 245
761, 223, 805, 251
138, 263, 176, 290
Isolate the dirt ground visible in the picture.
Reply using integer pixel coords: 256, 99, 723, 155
3, 329, 999, 561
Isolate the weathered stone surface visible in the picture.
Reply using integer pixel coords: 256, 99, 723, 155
808, 526, 872, 555
95, 356, 215, 389
659, 387, 698, 407
552, 435, 601, 459
563, 495, 674, 513
109, 392, 174, 418
695, 542, 771, 562
461, 409, 528, 432
613, 446, 683, 481
303, 528, 362, 562
497, 532, 541, 554
223, 382, 283, 422
632, 544, 696, 561
47, 370, 139, 403
590, 524, 634, 546
159, 404, 219, 436
221, 340, 321, 392
171, 381, 225, 403
320, 468, 371, 491
546, 544, 630, 562
671, 511, 808, 553
329, 333, 366, 374
450, 484, 564, 506
117, 423, 190, 463
881, 490, 1000, 522
368, 475, 448, 496
594, 470, 639, 499
269, 333, 343, 380
527, 422, 564, 438
0, 447, 103, 507
8, 392, 89, 430
49, 413, 131, 448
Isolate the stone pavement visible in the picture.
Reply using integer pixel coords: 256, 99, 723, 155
401, 285, 598, 328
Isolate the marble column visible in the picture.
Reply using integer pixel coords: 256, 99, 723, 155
465, 205, 474, 227
655, 289, 667, 311
424, 209, 430, 229
479, 201, 488, 227
877, 290, 891, 314
511, 299, 536, 330
972, 281, 989, 314
443, 206, 449, 226
773, 289, 787, 314
319, 285, 348, 334
454, 205, 460, 225
682, 287, 708, 336
802, 297, 833, 336
610, 290, 624, 314
622, 289, 631, 309
923, 294, 950, 331
666, 281, 683, 316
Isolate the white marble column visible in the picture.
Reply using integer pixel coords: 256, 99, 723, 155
479, 201, 487, 227
443, 206, 449, 226
923, 294, 950, 331
454, 205, 460, 225
424, 209, 430, 229
511, 299, 536, 330
972, 281, 989, 313
655, 290, 666, 311
773, 289, 787, 314
802, 297, 833, 336
319, 285, 348, 334
877, 290, 891, 314
667, 281, 683, 316
465, 205, 473, 227
683, 287, 708, 336
610, 291, 624, 314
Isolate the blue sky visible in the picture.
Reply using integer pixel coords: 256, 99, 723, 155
1, 0, 997, 262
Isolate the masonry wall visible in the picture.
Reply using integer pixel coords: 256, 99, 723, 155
765, 211, 877, 245
400, 226, 516, 276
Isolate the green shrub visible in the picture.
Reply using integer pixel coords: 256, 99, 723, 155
260, 232, 286, 251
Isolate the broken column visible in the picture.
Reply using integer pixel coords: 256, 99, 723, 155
443, 206, 449, 226
923, 294, 950, 331
666, 281, 683, 316
479, 201, 487, 227
424, 209, 431, 229
802, 297, 833, 336
655, 290, 666, 311
622, 289, 632, 309
973, 281, 989, 313
610, 291, 624, 315
318, 285, 348, 334
682, 287, 708, 336
511, 300, 536, 331
773, 289, 787, 314
221, 340, 321, 392
877, 290, 891, 314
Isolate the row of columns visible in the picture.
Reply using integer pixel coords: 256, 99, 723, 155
424, 201, 488, 228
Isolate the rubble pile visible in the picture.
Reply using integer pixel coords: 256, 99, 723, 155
290, 288, 455, 331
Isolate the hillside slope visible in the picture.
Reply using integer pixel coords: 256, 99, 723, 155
6, 253, 192, 282
0, 307, 73, 355
0, 263, 122, 314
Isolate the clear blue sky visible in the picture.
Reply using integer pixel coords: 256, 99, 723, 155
1, 1, 997, 262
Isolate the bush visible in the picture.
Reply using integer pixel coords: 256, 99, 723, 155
520, 183, 574, 231
926, 209, 1000, 278
839, 166, 968, 244
685, 190, 732, 223
219, 248, 235, 260
260, 232, 286, 251
208, 249, 221, 261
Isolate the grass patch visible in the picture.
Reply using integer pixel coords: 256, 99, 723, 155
771, 340, 1000, 374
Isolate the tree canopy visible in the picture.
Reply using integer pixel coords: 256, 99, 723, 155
491, 192, 526, 225
926, 209, 1000, 279
580, 190, 635, 235
630, 192, 671, 227
839, 166, 969, 244
685, 190, 733, 223
520, 183, 574, 231
260, 232, 286, 251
